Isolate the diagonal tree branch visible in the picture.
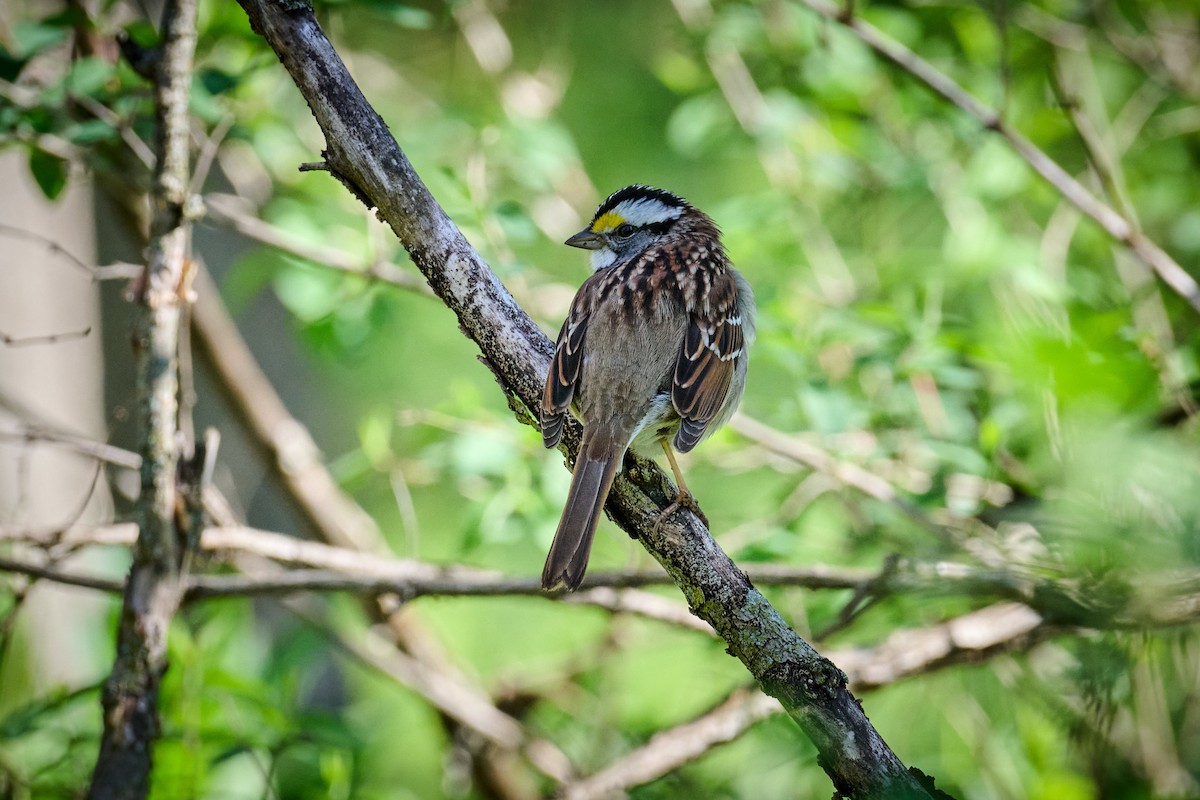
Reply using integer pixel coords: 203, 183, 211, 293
795, 0, 1200, 314
233, 1, 935, 796
87, 0, 199, 797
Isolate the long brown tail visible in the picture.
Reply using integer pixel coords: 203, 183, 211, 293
542, 433, 624, 591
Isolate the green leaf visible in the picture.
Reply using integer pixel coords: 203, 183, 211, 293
358, 408, 394, 467
348, 0, 437, 27
11, 21, 69, 58
28, 147, 68, 199
65, 56, 116, 97
64, 118, 116, 145
666, 93, 733, 157
0, 45, 26, 82
189, 77, 226, 124
0, 682, 98, 739
199, 67, 239, 96
376, 4, 436, 29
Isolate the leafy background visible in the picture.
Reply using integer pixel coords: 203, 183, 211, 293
2, 0, 1200, 798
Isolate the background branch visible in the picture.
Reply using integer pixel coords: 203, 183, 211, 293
87, 0, 200, 796
796, 0, 1200, 314
562, 688, 781, 800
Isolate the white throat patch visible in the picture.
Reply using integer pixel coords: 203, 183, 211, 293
590, 248, 617, 271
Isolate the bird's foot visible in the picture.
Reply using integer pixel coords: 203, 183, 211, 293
653, 490, 708, 534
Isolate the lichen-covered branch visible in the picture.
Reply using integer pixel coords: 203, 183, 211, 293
232, 1, 934, 795
86, 1, 198, 797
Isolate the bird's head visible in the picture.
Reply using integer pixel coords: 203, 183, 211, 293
566, 185, 699, 270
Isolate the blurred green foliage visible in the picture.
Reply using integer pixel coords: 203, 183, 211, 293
3, 0, 1200, 797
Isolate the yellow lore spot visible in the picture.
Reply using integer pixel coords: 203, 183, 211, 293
591, 211, 624, 233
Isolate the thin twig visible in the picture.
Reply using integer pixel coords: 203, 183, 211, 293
0, 327, 92, 347
731, 413, 949, 538
15, 519, 1192, 638
1049, 55, 1194, 417
0, 556, 125, 594
0, 427, 139, 470
0, 521, 865, 594
562, 688, 780, 800
831, 603, 1046, 691
731, 414, 898, 504
0, 222, 94, 276
72, 92, 156, 169
10, 520, 1192, 629
93, 263, 145, 281
189, 115, 234, 196
7, 551, 1200, 686
203, 193, 432, 294
814, 554, 899, 642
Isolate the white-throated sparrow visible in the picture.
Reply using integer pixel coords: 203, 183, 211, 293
541, 185, 756, 590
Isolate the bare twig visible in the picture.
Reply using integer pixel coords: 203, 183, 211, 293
0, 556, 126, 594
814, 554, 898, 642
731, 413, 899, 504
189, 116, 234, 196
94, 263, 146, 281
203, 193, 432, 295
0, 327, 92, 347
87, 0, 199, 796
0, 523, 140, 553
8, 547, 1200, 718
730, 414, 957, 540
795, 0, 1200, 314
0, 426, 141, 470
0, 222, 94, 276
832, 603, 1046, 691
72, 92, 156, 169
11, 519, 1193, 634
562, 688, 780, 800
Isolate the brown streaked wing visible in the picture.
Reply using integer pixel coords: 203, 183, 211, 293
542, 299, 589, 448
671, 272, 745, 452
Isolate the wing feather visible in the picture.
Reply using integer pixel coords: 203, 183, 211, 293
671, 272, 746, 452
542, 297, 590, 448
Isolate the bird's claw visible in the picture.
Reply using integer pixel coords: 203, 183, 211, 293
653, 490, 708, 534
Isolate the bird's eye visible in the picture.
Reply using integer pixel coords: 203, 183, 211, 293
615, 223, 636, 238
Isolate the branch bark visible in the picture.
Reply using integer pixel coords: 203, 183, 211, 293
233, 1, 933, 795
87, 1, 199, 797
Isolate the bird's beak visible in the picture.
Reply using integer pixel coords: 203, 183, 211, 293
564, 228, 604, 250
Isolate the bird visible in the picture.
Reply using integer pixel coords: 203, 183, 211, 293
540, 185, 756, 591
